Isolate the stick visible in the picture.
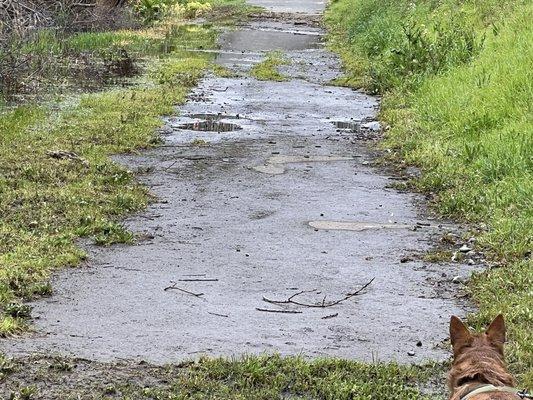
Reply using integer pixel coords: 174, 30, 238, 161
256, 308, 303, 314
163, 159, 179, 171
208, 312, 229, 318
262, 278, 375, 308
164, 282, 204, 297
178, 278, 218, 282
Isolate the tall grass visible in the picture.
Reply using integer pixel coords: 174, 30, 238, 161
326, 0, 532, 387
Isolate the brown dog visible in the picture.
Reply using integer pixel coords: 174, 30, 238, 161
448, 314, 527, 400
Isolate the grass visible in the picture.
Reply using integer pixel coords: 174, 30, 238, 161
250, 51, 289, 81
1, 354, 446, 399
124, 356, 442, 399
326, 0, 532, 388
0, 1, 251, 336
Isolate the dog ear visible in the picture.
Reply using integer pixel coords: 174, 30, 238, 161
486, 314, 506, 345
450, 315, 471, 351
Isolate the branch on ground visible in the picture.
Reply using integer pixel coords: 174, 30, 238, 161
262, 278, 375, 308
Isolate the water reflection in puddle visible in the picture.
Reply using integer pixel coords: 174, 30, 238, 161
332, 121, 360, 132
177, 120, 243, 132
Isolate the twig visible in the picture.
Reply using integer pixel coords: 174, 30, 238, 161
163, 159, 179, 171
256, 308, 303, 314
178, 278, 218, 282
322, 313, 338, 319
262, 278, 375, 308
164, 282, 204, 298
208, 312, 229, 318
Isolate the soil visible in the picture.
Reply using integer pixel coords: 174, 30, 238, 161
1, 0, 479, 384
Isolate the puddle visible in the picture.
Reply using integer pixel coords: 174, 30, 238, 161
247, 0, 326, 13
185, 113, 241, 120
332, 121, 360, 132
309, 221, 413, 231
253, 155, 355, 175
331, 121, 382, 141
218, 29, 321, 52
177, 120, 243, 132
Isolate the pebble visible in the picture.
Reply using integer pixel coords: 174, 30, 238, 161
459, 244, 472, 253
452, 276, 463, 284
361, 121, 381, 132
407, 350, 415, 356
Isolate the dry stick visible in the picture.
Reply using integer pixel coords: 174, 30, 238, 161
164, 282, 204, 298
262, 278, 375, 308
208, 312, 229, 318
256, 308, 303, 314
163, 159, 179, 171
178, 278, 218, 282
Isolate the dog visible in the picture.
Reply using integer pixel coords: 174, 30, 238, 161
448, 314, 529, 400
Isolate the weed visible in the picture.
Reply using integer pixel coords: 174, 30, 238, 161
3, 303, 32, 319
0, 316, 26, 337
423, 250, 453, 263
10, 386, 38, 400
0, 354, 16, 379
212, 64, 238, 78
250, 51, 289, 81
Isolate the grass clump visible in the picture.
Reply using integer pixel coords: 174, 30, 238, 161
250, 51, 289, 81
0, 0, 247, 335
326, 0, 532, 387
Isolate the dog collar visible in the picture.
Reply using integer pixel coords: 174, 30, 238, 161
461, 384, 519, 399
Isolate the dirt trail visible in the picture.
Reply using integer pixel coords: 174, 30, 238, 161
0, 0, 477, 364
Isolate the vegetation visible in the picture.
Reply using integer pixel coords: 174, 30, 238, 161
326, 0, 532, 387
250, 51, 289, 81
1, 354, 445, 399
0, 0, 250, 335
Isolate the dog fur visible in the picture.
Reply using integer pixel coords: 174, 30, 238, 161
448, 315, 519, 400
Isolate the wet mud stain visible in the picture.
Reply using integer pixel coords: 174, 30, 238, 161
309, 221, 413, 232
253, 155, 355, 174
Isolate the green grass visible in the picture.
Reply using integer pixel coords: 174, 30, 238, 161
250, 51, 289, 81
326, 0, 532, 388
127, 356, 442, 399
1, 355, 446, 399
0, 1, 250, 336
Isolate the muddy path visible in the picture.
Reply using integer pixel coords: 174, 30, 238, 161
1, 0, 477, 364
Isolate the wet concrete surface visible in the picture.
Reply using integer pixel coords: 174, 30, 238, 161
248, 0, 326, 14
0, 0, 478, 364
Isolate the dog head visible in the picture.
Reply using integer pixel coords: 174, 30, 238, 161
448, 314, 516, 395
450, 314, 506, 359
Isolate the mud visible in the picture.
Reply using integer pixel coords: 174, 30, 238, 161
1, 0, 477, 365
308, 221, 414, 232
